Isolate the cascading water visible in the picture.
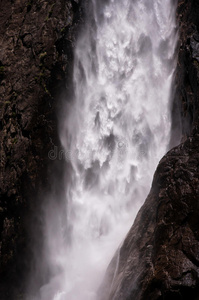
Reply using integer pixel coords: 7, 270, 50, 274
37, 0, 178, 299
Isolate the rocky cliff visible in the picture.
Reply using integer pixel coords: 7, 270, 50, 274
98, 1, 199, 299
0, 0, 82, 299
1, 0, 199, 299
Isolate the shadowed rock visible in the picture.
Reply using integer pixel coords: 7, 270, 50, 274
98, 135, 199, 299
0, 0, 83, 298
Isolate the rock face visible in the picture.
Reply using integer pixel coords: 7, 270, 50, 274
99, 137, 199, 300
98, 1, 199, 299
1, 0, 199, 299
173, 0, 199, 140
0, 0, 82, 299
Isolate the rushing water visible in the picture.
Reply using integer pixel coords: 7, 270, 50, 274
36, 0, 177, 299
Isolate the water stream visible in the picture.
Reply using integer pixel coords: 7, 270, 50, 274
37, 0, 177, 299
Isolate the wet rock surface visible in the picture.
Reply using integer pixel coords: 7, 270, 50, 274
99, 1, 199, 299
0, 0, 82, 299
1, 0, 199, 299
172, 0, 199, 141
99, 136, 199, 300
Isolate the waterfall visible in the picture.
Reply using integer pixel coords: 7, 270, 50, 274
37, 0, 177, 299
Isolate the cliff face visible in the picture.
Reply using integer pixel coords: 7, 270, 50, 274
99, 138, 199, 300
1, 0, 199, 299
0, 0, 82, 299
98, 1, 199, 299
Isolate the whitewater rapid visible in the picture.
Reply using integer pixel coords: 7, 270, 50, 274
36, 0, 178, 299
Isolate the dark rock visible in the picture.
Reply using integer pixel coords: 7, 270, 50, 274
98, 135, 199, 300
193, 33, 199, 43
190, 37, 199, 62
0, 0, 83, 299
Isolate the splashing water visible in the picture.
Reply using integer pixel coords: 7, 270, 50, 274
37, 0, 177, 299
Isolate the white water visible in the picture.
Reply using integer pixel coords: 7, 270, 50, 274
37, 0, 177, 299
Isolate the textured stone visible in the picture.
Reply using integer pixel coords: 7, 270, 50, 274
98, 138, 199, 300
0, 0, 83, 299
